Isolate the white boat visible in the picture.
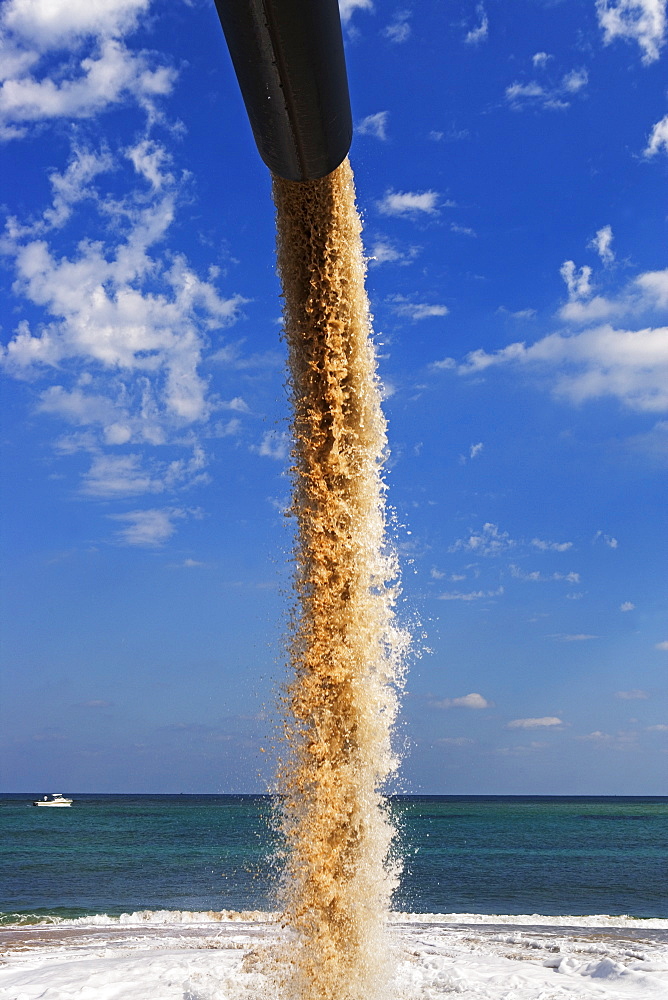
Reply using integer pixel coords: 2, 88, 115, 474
32, 793, 73, 807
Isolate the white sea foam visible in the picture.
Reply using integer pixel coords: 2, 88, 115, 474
1, 911, 666, 1000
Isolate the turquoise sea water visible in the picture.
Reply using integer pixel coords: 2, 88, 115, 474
1, 795, 666, 922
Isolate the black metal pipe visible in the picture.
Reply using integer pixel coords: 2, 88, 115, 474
213, 0, 353, 181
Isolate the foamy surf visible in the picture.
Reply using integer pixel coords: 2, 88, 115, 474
1, 911, 666, 1000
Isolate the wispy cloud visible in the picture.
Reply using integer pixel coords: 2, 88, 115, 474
0, 136, 248, 535
438, 587, 504, 602
616, 689, 648, 699
432, 314, 668, 413
450, 522, 515, 556
465, 4, 488, 44
109, 506, 196, 546
0, 0, 176, 140
339, 0, 373, 25
594, 530, 619, 548
620, 601, 635, 611
377, 189, 442, 216
531, 537, 572, 552
450, 222, 477, 237
432, 692, 492, 709
550, 633, 598, 641
256, 430, 290, 461
589, 225, 615, 266
383, 10, 411, 43
369, 239, 420, 266
80, 446, 209, 498
645, 114, 668, 157
655, 640, 668, 651
505, 67, 588, 111
596, 0, 667, 64
390, 296, 449, 321
507, 716, 563, 729
510, 565, 580, 584
357, 111, 389, 140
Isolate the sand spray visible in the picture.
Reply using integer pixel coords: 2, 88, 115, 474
272, 159, 407, 1000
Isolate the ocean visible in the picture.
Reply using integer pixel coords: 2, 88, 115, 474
2, 794, 667, 921
1, 794, 667, 999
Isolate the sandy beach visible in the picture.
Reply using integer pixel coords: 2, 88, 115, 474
2, 910, 667, 1000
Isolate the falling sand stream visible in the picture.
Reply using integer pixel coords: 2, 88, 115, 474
272, 158, 407, 1000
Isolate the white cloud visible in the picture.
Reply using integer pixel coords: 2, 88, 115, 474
369, 239, 419, 266
357, 111, 389, 140
506, 82, 548, 104
109, 506, 191, 546
532, 52, 552, 68
450, 222, 477, 237
438, 587, 504, 601
616, 689, 648, 699
507, 716, 563, 729
510, 565, 580, 583
370, 241, 402, 264
496, 741, 549, 755
625, 419, 668, 465
2, 146, 246, 448
594, 530, 619, 548
620, 601, 636, 611
383, 11, 411, 43
36, 146, 114, 231
550, 633, 598, 641
82, 453, 164, 497
391, 297, 449, 321
436, 737, 475, 746
431, 568, 466, 581
562, 69, 589, 93
647, 723, 668, 731
436, 323, 668, 413
3, 0, 151, 48
81, 447, 208, 497
432, 692, 491, 709
531, 537, 572, 551
339, 0, 373, 24
645, 114, 668, 156
221, 397, 250, 413
655, 640, 668, 650
505, 68, 588, 111
450, 522, 515, 556
126, 139, 174, 190
554, 264, 668, 324
596, 0, 667, 64
465, 4, 488, 44
498, 306, 536, 319
589, 225, 615, 266
377, 190, 442, 216
257, 430, 290, 461
561, 260, 594, 300
470, 442, 484, 459
0, 9, 177, 139
0, 140, 236, 524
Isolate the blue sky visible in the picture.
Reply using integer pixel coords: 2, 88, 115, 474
1, 0, 666, 795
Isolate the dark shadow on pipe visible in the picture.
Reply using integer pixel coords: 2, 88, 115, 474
214, 0, 353, 181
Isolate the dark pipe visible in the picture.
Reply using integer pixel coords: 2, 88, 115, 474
213, 0, 353, 181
